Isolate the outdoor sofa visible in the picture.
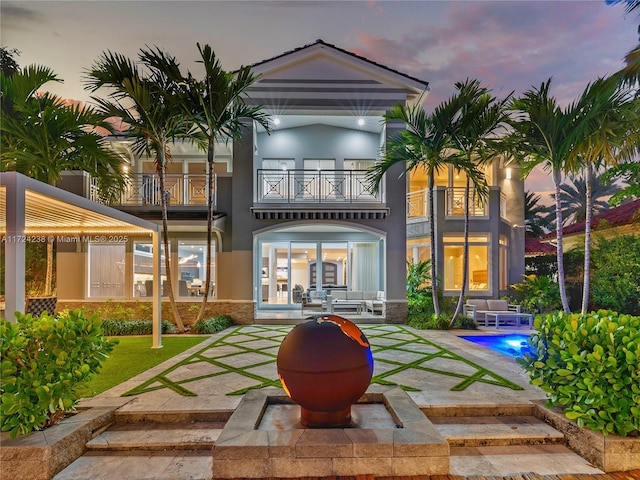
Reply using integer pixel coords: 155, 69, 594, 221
464, 299, 532, 328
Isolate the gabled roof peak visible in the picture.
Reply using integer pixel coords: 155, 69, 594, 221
250, 39, 429, 89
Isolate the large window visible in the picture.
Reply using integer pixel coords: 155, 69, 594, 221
443, 235, 489, 292
88, 243, 125, 298
178, 240, 215, 298
133, 242, 166, 297
408, 164, 494, 193
499, 235, 508, 291
260, 240, 381, 306
407, 238, 431, 265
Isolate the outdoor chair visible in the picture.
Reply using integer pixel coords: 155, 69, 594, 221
25, 296, 57, 317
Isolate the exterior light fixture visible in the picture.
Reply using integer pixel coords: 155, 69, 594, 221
357, 118, 365, 126
273, 117, 281, 125
506, 168, 512, 180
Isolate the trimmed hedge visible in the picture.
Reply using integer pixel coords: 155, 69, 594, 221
191, 315, 234, 334
0, 311, 117, 438
519, 310, 639, 436
100, 319, 178, 336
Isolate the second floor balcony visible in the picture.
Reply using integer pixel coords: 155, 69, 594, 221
256, 169, 383, 204
91, 173, 215, 208
252, 169, 388, 220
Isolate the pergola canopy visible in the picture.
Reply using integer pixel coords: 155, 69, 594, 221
0, 172, 164, 347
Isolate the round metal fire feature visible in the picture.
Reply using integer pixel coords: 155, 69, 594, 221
276, 315, 374, 428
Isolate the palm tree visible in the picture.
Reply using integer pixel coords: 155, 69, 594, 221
367, 92, 464, 316
447, 79, 512, 322
1, 64, 125, 295
510, 77, 638, 314
568, 76, 639, 313
545, 173, 619, 226
85, 48, 189, 332
609, 0, 640, 86
148, 43, 270, 322
509, 79, 587, 314
524, 191, 553, 237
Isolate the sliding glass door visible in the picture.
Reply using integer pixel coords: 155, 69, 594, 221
258, 239, 381, 308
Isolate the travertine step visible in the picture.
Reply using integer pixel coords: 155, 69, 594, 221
87, 421, 225, 451
449, 444, 605, 476
53, 451, 213, 480
430, 415, 565, 447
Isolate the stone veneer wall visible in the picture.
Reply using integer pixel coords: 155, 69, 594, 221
384, 301, 408, 324
57, 301, 256, 327
534, 402, 640, 472
0, 407, 116, 480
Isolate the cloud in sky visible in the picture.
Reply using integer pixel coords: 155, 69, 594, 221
1, 2, 46, 31
351, 1, 636, 106
2, 0, 637, 200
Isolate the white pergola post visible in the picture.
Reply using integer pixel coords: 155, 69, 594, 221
151, 230, 162, 349
3, 173, 26, 321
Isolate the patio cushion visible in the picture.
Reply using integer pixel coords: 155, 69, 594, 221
466, 299, 488, 311
486, 299, 509, 311
332, 290, 347, 300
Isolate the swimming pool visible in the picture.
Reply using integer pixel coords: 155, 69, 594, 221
459, 334, 532, 358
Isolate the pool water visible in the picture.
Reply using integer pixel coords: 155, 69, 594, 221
459, 334, 532, 358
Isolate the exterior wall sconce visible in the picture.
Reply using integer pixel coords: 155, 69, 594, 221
506, 168, 512, 180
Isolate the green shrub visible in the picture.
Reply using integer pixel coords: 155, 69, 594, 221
100, 319, 178, 336
0, 311, 117, 438
407, 294, 435, 323
518, 310, 640, 436
510, 274, 561, 314
591, 235, 640, 315
408, 312, 477, 330
191, 315, 233, 334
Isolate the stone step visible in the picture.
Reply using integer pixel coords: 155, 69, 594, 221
430, 415, 565, 447
87, 421, 225, 451
449, 445, 605, 476
53, 451, 213, 480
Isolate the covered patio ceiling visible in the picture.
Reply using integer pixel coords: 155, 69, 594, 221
0, 172, 164, 347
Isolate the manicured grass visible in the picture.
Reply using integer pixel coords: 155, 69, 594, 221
83, 335, 209, 397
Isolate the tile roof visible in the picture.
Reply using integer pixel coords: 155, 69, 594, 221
249, 39, 430, 89
545, 198, 640, 238
525, 237, 556, 255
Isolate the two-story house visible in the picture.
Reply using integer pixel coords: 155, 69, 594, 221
55, 40, 525, 324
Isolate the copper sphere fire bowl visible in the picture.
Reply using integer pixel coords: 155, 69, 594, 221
276, 315, 374, 428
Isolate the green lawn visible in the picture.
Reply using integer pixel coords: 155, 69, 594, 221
83, 335, 209, 397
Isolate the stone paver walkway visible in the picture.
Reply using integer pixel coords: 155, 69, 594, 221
119, 325, 525, 398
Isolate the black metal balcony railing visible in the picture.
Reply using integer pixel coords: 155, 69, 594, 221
256, 169, 383, 204
91, 173, 214, 207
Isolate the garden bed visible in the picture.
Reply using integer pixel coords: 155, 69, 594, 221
534, 401, 640, 472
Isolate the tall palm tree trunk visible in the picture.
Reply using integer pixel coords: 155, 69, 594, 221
453, 179, 471, 322
158, 152, 185, 332
197, 139, 215, 322
553, 169, 571, 313
428, 175, 440, 316
581, 164, 594, 314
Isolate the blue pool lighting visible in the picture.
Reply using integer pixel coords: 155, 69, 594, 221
459, 334, 532, 358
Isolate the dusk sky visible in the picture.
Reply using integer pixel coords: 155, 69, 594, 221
2, 0, 638, 201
